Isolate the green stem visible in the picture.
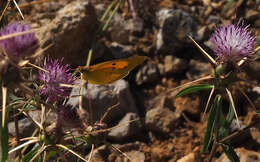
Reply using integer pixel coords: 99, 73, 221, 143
208, 96, 221, 162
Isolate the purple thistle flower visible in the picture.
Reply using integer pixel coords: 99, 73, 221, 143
58, 105, 82, 128
38, 58, 75, 103
210, 24, 255, 63
0, 22, 39, 59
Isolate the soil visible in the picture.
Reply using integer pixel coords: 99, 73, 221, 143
4, 0, 260, 161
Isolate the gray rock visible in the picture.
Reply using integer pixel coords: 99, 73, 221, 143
197, 26, 210, 42
135, 62, 160, 85
156, 9, 197, 54
85, 142, 145, 162
109, 42, 134, 59
186, 59, 212, 80
145, 108, 181, 134
108, 113, 142, 142
8, 110, 57, 137
164, 55, 188, 74
36, 0, 99, 65
112, 142, 145, 162
109, 14, 144, 44
68, 80, 138, 123
8, 118, 34, 138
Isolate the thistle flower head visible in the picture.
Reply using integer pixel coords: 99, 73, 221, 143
0, 22, 39, 59
38, 58, 75, 103
58, 105, 82, 128
210, 23, 255, 63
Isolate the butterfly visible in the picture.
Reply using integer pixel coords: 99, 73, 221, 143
77, 55, 147, 84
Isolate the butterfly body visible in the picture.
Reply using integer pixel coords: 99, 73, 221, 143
77, 55, 147, 84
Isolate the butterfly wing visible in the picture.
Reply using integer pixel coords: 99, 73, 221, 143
80, 55, 147, 84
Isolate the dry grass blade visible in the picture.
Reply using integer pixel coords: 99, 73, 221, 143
26, 62, 48, 72
43, 150, 47, 162
18, 0, 52, 8
202, 86, 215, 120
110, 144, 131, 161
22, 111, 43, 130
226, 88, 240, 128
90, 119, 139, 134
87, 144, 95, 162
13, 0, 24, 19
1, 85, 7, 128
100, 103, 120, 123
0, 0, 11, 22
56, 144, 88, 162
8, 139, 39, 154
0, 28, 39, 41
29, 145, 48, 162
167, 75, 213, 97
41, 104, 45, 126
59, 83, 81, 88
238, 87, 256, 110
188, 35, 217, 66
238, 46, 260, 67
79, 79, 85, 111
31, 43, 53, 59
19, 137, 38, 142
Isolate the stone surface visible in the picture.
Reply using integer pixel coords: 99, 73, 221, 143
176, 153, 196, 162
8, 110, 56, 137
109, 14, 144, 44
86, 142, 145, 162
215, 147, 260, 162
8, 118, 34, 138
36, 0, 99, 65
109, 42, 134, 59
186, 59, 212, 80
108, 113, 142, 142
164, 55, 188, 74
135, 62, 160, 85
68, 79, 138, 123
156, 9, 197, 54
145, 108, 181, 134
173, 95, 201, 116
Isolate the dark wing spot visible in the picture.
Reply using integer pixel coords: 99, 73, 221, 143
112, 63, 116, 66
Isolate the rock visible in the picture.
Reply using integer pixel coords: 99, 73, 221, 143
164, 55, 188, 74
110, 142, 145, 162
215, 147, 260, 162
113, 150, 145, 162
197, 26, 210, 42
176, 153, 196, 162
8, 110, 57, 137
145, 108, 181, 135
68, 80, 138, 123
173, 95, 201, 116
186, 59, 212, 80
109, 42, 134, 59
86, 142, 145, 162
8, 118, 34, 138
135, 62, 160, 85
86, 145, 110, 162
245, 10, 259, 22
108, 113, 142, 142
36, 0, 99, 65
156, 9, 197, 54
109, 14, 144, 44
